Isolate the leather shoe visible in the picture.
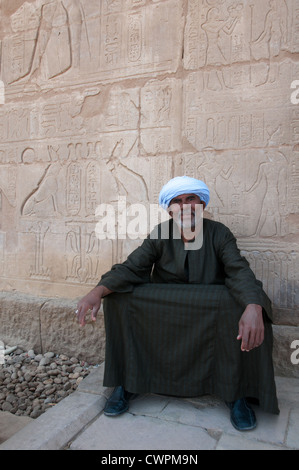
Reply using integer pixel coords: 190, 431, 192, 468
226, 398, 257, 431
104, 386, 137, 417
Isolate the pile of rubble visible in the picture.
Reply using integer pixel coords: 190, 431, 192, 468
0, 348, 96, 419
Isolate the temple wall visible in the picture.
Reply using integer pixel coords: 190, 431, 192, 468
0, 0, 298, 374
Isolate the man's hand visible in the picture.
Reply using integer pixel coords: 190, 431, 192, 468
237, 304, 264, 352
76, 285, 112, 327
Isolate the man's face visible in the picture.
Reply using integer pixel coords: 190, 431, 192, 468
168, 193, 205, 231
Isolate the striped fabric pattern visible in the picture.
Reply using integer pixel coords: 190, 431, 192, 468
103, 283, 279, 415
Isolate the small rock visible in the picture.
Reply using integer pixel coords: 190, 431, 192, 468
59, 354, 69, 361
30, 408, 42, 419
47, 369, 59, 376
6, 393, 17, 404
43, 378, 53, 385
45, 387, 56, 396
2, 401, 13, 412
70, 372, 80, 379
44, 352, 55, 359
39, 357, 51, 366
14, 348, 25, 355
44, 397, 54, 405
63, 381, 72, 391
24, 372, 33, 382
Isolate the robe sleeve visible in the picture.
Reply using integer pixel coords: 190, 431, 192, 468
217, 225, 273, 320
97, 236, 159, 293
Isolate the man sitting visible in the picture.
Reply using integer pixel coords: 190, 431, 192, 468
76, 176, 279, 431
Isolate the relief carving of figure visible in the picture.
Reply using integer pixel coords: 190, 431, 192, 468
246, 151, 287, 237
201, 3, 243, 89
21, 162, 63, 217
10, 0, 88, 84
106, 156, 149, 205
251, 0, 288, 84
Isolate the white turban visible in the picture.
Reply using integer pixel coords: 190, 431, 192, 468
159, 176, 210, 209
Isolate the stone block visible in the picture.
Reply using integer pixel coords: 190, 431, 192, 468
273, 325, 299, 378
0, 292, 106, 364
40, 297, 106, 364
0, 292, 42, 353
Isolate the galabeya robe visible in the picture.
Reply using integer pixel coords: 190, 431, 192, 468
98, 218, 279, 414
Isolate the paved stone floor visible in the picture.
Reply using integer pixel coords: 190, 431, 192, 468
0, 363, 298, 450
0, 411, 32, 445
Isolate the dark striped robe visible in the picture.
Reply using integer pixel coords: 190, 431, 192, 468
98, 219, 279, 414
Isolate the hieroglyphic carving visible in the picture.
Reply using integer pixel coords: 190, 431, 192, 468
86, 162, 99, 216
184, 0, 294, 72
150, 156, 173, 205
0, 97, 84, 147
104, 86, 139, 131
174, 149, 295, 240
289, 153, 299, 213
65, 223, 103, 284
0, 232, 5, 276
22, 163, 63, 217
66, 163, 82, 216
128, 12, 142, 62
16, 141, 152, 279
29, 221, 51, 280
246, 152, 288, 238
185, 0, 246, 71
140, 78, 182, 154
99, 0, 183, 77
240, 246, 298, 310
1, 0, 183, 89
5, 2, 40, 84
0, 167, 17, 208
184, 64, 297, 151
291, 0, 299, 52
106, 154, 149, 205
4, 0, 88, 84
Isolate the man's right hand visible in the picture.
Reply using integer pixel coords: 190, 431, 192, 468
76, 285, 112, 327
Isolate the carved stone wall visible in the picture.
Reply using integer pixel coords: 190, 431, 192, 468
0, 1, 298, 370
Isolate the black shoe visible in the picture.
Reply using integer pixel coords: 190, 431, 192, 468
103, 386, 137, 417
226, 398, 257, 431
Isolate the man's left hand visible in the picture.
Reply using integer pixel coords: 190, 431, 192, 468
237, 304, 264, 352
